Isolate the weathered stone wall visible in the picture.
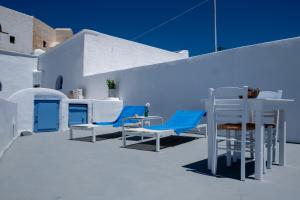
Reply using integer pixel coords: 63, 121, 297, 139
32, 18, 56, 50
55, 28, 73, 44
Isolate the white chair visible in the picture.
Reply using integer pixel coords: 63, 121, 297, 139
210, 86, 254, 181
257, 90, 283, 169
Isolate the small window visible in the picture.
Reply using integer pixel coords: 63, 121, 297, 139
43, 41, 47, 48
10, 36, 15, 44
55, 75, 63, 90
0, 81, 2, 91
33, 84, 40, 88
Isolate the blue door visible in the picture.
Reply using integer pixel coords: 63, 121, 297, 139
34, 100, 60, 132
68, 104, 88, 127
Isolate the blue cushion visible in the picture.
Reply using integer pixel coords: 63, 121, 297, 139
145, 110, 206, 134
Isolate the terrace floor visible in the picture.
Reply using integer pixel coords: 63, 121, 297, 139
0, 127, 300, 200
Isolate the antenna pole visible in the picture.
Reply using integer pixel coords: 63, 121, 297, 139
213, 0, 218, 52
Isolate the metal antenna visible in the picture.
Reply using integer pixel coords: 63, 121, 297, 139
132, 0, 209, 40
213, 0, 218, 52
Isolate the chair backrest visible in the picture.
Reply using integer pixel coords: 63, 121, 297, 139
163, 110, 206, 133
209, 86, 248, 125
257, 90, 283, 123
113, 105, 145, 127
257, 90, 283, 99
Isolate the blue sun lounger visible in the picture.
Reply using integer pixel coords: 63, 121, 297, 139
122, 110, 206, 151
70, 106, 145, 142
93, 105, 145, 127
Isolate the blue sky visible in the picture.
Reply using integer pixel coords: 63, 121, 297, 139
1, 0, 300, 56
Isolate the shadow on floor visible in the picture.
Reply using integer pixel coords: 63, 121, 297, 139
124, 135, 199, 152
70, 131, 122, 142
182, 155, 255, 180
121, 136, 152, 141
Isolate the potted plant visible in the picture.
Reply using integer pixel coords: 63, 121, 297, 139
106, 79, 117, 98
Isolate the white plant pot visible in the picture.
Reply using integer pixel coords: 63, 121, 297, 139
108, 89, 117, 98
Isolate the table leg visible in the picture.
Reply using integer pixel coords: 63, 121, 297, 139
255, 110, 264, 180
267, 127, 273, 169
211, 123, 217, 175
226, 130, 232, 167
92, 128, 96, 143
207, 102, 213, 170
278, 110, 286, 166
122, 131, 126, 147
70, 127, 73, 140
156, 133, 160, 152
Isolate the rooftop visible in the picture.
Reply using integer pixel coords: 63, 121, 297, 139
0, 128, 299, 200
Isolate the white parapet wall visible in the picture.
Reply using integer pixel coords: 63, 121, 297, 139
7, 87, 123, 133
0, 98, 17, 159
83, 30, 188, 76
82, 36, 300, 143
8, 88, 68, 132
91, 99, 123, 122
63, 98, 123, 130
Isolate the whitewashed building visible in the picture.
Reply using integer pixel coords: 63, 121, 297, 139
0, 7, 189, 137
0, 5, 72, 54
0, 50, 38, 99
0, 5, 300, 149
39, 29, 189, 97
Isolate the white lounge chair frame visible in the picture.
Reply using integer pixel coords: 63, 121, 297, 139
122, 124, 207, 152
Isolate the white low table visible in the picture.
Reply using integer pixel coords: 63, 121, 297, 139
70, 124, 100, 143
204, 98, 294, 180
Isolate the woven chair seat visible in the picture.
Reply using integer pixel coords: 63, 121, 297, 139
218, 123, 276, 131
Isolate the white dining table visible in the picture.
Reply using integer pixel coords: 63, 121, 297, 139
203, 98, 294, 180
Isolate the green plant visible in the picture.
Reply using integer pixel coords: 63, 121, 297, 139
106, 79, 117, 89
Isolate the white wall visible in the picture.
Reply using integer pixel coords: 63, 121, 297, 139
0, 6, 33, 54
83, 30, 188, 75
63, 99, 123, 129
0, 98, 17, 159
82, 37, 300, 143
39, 32, 85, 95
91, 99, 123, 122
39, 30, 188, 95
0, 50, 37, 99
38, 28, 300, 142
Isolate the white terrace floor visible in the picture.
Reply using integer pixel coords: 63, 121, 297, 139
0, 127, 300, 200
